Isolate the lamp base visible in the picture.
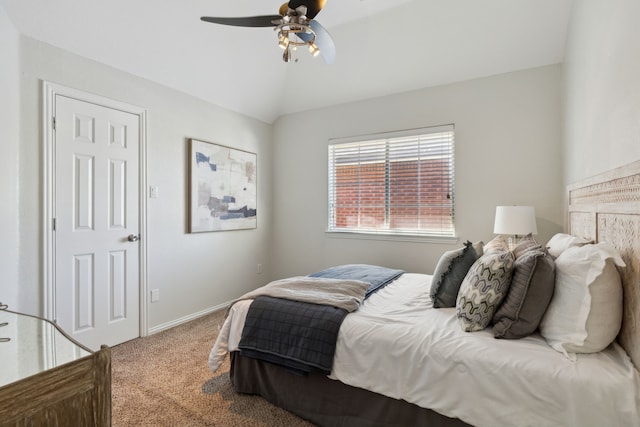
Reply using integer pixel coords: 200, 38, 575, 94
508, 234, 529, 251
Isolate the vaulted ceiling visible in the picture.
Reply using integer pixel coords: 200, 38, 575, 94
1, 0, 574, 123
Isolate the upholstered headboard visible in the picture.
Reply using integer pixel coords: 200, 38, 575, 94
568, 160, 640, 370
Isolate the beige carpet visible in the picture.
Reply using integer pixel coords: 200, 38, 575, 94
111, 310, 315, 426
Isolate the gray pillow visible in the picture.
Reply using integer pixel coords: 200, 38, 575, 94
430, 241, 483, 308
493, 249, 555, 339
456, 252, 515, 332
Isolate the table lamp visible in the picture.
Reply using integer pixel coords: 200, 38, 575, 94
493, 206, 538, 249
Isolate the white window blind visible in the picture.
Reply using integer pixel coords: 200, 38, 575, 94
328, 125, 455, 237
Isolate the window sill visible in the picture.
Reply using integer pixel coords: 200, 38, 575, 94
325, 231, 459, 244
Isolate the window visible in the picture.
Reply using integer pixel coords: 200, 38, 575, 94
328, 125, 455, 238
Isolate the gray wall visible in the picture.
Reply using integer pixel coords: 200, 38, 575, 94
2, 2, 571, 332
13, 36, 273, 330
271, 65, 564, 279
4, 0, 638, 339
0, 5, 20, 309
563, 0, 640, 185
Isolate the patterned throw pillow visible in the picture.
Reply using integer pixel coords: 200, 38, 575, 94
483, 235, 510, 254
456, 252, 515, 332
430, 241, 484, 308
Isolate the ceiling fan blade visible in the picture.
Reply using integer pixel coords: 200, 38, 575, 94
298, 20, 335, 64
200, 15, 282, 28
287, 0, 327, 19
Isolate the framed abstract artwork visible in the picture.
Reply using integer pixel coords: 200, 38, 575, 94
189, 139, 257, 232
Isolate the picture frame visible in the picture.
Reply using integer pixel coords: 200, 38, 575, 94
189, 139, 257, 232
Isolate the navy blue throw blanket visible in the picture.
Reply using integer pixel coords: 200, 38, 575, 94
239, 296, 348, 375
309, 264, 405, 298
238, 265, 404, 374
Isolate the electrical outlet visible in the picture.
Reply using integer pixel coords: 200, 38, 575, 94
151, 289, 160, 302
257, 264, 262, 274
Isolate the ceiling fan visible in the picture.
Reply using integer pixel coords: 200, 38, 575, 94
201, 0, 336, 64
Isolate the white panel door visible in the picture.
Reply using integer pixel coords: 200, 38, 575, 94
54, 95, 140, 350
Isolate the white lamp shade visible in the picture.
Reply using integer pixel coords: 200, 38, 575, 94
494, 206, 538, 235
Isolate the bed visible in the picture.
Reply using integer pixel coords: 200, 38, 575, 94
208, 161, 640, 427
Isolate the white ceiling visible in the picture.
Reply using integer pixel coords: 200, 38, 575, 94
1, 0, 574, 123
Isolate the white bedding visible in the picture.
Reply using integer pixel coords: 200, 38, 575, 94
209, 273, 640, 427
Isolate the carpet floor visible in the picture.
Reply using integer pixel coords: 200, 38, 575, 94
111, 310, 315, 426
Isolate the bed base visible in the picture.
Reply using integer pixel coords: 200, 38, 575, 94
230, 352, 470, 427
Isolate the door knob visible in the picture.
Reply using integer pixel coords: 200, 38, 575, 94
127, 234, 140, 242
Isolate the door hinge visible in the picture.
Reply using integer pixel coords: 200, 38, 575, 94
52, 218, 56, 231
52, 117, 56, 130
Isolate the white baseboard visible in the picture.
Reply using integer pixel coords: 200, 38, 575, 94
147, 301, 231, 335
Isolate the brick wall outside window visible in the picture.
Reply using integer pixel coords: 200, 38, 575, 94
328, 125, 455, 237
334, 158, 452, 231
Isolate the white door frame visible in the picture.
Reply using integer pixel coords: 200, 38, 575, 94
42, 81, 149, 338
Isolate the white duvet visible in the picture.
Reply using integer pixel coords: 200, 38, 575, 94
209, 273, 640, 427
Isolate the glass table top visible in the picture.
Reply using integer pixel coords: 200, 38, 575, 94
0, 309, 92, 388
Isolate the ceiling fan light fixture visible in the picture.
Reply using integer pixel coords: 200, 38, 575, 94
309, 43, 320, 57
283, 47, 292, 62
278, 34, 290, 49
273, 21, 319, 62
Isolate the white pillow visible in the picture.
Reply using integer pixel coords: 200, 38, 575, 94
546, 233, 593, 257
539, 242, 625, 358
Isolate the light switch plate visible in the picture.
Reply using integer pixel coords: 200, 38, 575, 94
150, 186, 160, 198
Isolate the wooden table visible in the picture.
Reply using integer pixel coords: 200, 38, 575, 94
0, 309, 111, 426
